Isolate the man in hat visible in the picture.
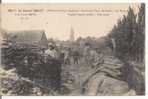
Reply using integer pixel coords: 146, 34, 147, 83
44, 43, 58, 59
44, 42, 61, 91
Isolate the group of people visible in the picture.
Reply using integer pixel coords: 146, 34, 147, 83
43, 42, 104, 69
41, 42, 137, 95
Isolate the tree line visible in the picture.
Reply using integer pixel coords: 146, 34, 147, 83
108, 3, 145, 62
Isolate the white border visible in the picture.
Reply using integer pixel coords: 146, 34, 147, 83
1, 0, 147, 3
1, 0, 148, 99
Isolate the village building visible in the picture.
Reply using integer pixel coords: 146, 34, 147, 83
6, 30, 48, 48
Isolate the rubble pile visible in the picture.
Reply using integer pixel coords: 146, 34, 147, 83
0, 68, 56, 95
1, 41, 62, 95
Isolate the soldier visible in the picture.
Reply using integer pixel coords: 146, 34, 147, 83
43, 43, 61, 91
90, 49, 104, 68
83, 43, 91, 65
72, 49, 80, 65
44, 43, 59, 59
63, 47, 71, 65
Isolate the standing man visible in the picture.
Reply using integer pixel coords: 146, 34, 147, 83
44, 42, 61, 91
45, 43, 59, 59
83, 43, 91, 65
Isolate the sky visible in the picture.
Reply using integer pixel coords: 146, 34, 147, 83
1, 3, 139, 40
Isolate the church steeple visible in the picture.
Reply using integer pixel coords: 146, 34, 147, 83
69, 27, 75, 42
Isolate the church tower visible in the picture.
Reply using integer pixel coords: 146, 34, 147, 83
69, 27, 75, 42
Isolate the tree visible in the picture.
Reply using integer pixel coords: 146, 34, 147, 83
108, 5, 145, 62
107, 4, 145, 95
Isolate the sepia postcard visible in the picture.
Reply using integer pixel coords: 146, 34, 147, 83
0, 3, 145, 96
